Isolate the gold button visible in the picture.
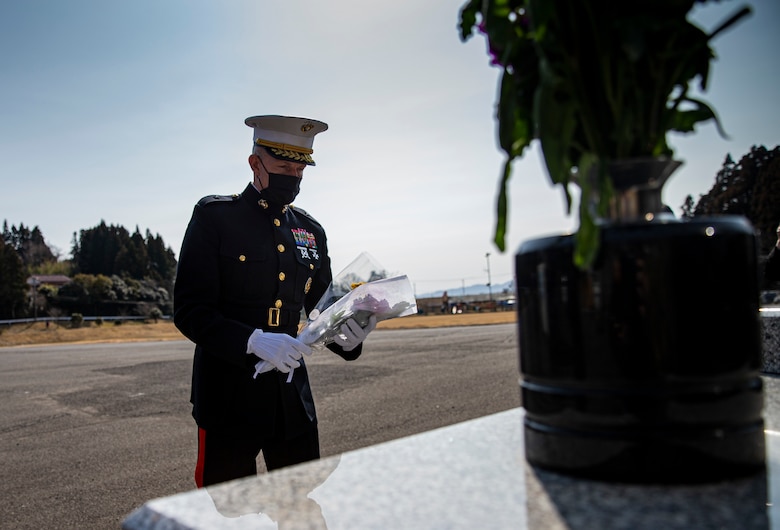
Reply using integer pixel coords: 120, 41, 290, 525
278, 272, 286, 281
275, 299, 283, 308
239, 255, 246, 262
277, 244, 285, 253
273, 218, 281, 227
309, 264, 314, 270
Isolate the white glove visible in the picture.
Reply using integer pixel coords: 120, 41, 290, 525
332, 316, 377, 352
247, 329, 311, 374
252, 359, 275, 379
253, 359, 298, 383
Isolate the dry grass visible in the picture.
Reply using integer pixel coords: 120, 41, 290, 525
0, 311, 517, 348
0, 320, 185, 348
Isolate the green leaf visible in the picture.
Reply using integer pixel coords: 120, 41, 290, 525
708, 6, 753, 41
673, 96, 729, 139
457, 0, 752, 267
573, 154, 601, 268
457, 0, 482, 41
574, 199, 599, 269
493, 158, 514, 251
498, 71, 533, 158
534, 78, 576, 187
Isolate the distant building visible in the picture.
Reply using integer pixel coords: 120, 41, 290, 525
415, 292, 515, 314
27, 275, 71, 288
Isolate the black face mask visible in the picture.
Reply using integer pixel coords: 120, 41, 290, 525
262, 172, 301, 205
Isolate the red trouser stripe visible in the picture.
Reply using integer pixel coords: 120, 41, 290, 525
195, 427, 207, 488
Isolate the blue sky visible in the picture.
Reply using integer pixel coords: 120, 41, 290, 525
1, 0, 778, 295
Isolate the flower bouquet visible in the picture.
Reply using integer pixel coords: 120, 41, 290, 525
298, 252, 417, 349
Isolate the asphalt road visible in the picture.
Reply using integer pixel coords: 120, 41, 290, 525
0, 323, 520, 530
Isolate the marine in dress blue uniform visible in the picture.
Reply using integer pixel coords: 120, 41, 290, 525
174, 115, 372, 487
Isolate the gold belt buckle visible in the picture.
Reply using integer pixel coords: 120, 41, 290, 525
268, 307, 281, 327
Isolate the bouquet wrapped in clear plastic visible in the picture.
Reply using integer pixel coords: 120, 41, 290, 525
298, 252, 417, 349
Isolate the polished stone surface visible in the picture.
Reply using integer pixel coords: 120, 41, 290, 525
762, 309, 780, 374
124, 376, 780, 530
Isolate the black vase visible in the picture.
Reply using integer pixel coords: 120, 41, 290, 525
515, 159, 766, 482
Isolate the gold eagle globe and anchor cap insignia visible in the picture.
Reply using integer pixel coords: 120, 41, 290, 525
245, 115, 328, 166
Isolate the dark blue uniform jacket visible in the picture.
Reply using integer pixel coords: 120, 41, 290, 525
174, 183, 361, 438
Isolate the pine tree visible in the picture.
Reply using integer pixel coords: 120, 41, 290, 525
115, 227, 149, 278
73, 222, 176, 282
689, 145, 780, 255
0, 239, 28, 319
74, 221, 132, 276
145, 230, 177, 283
680, 195, 696, 220
1, 221, 55, 267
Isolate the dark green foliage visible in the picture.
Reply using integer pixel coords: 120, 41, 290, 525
145, 229, 177, 284
73, 221, 130, 276
115, 228, 149, 280
684, 145, 780, 256
2, 219, 177, 319
149, 307, 163, 323
0, 238, 28, 319
70, 313, 84, 328
2, 221, 56, 267
55, 272, 172, 317
72, 221, 176, 285
459, 0, 751, 266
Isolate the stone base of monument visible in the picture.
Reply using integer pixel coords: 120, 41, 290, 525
124, 377, 780, 530
762, 308, 780, 374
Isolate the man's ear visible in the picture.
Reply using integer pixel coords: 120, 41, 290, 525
248, 153, 261, 173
